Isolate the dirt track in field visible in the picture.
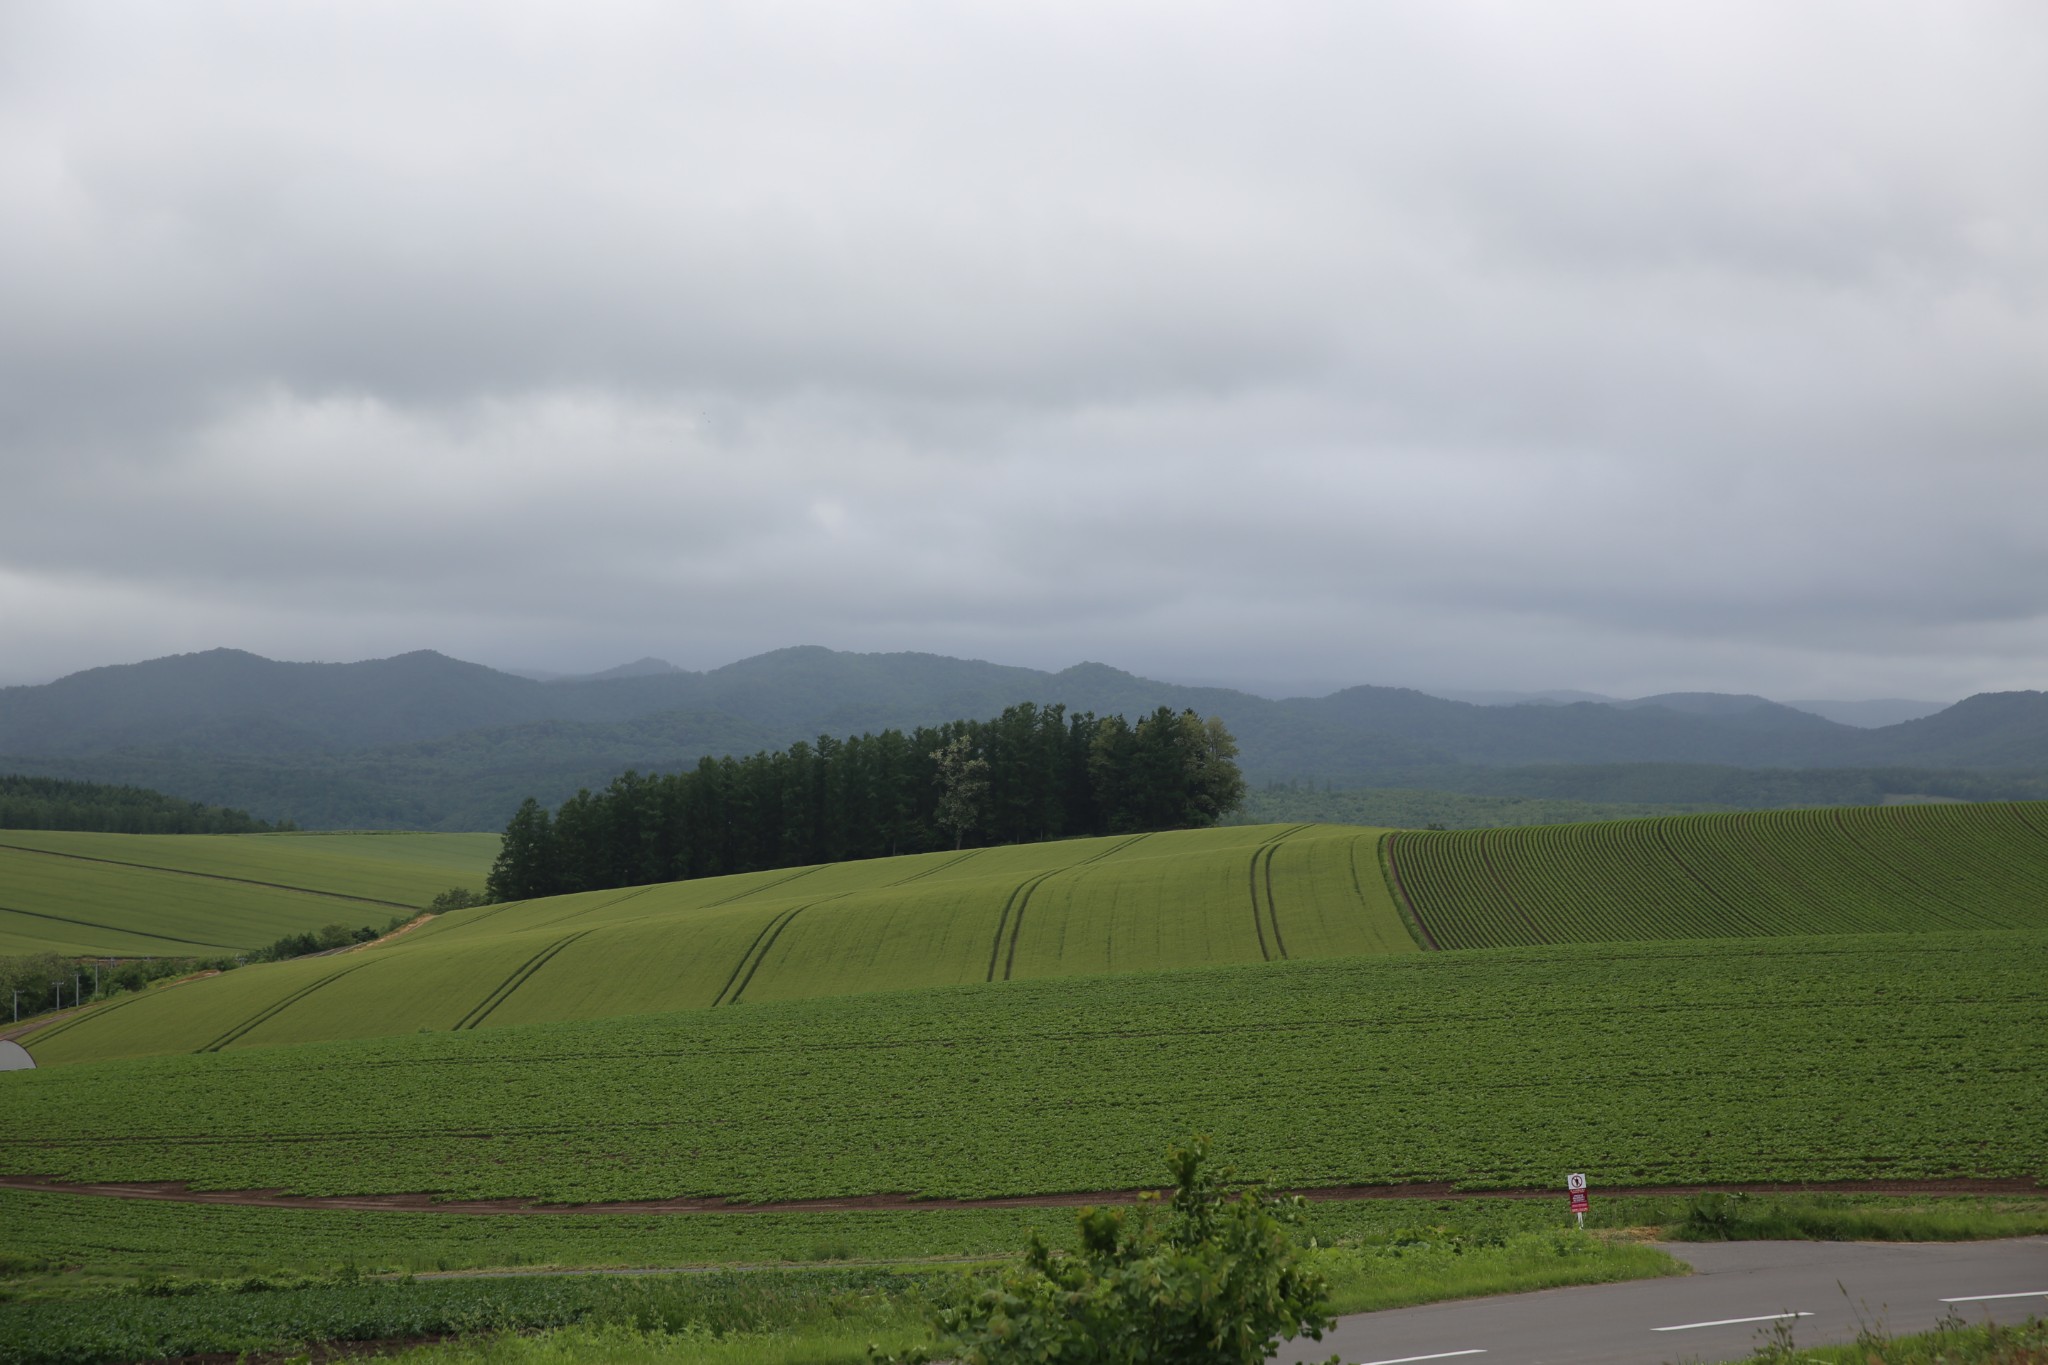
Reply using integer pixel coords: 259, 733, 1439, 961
0, 970, 220, 1044
0, 1173, 2037, 1216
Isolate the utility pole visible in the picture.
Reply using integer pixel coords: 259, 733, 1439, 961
50, 981, 62, 1012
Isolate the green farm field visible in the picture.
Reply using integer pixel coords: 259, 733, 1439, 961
27, 1179, 1986, 1282
0, 831, 498, 957
1387, 800, 2048, 949
18, 823, 1411, 1063
2, 931, 2042, 1203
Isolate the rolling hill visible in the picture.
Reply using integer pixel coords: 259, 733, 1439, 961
0, 831, 497, 956
17, 823, 1409, 1063
20, 801, 2048, 1068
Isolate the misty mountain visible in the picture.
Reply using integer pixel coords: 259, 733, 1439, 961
0, 647, 2042, 830
578, 657, 685, 681
1784, 698, 1949, 728
1423, 688, 1617, 706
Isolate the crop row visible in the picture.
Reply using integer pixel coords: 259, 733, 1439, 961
3, 931, 2041, 1203
1388, 801, 2048, 949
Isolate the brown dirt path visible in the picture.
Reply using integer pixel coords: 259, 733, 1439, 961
0, 1173, 2036, 1216
341, 912, 434, 952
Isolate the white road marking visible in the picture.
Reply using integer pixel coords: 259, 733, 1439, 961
1652, 1311, 1813, 1332
1353, 1351, 1487, 1365
1940, 1290, 2048, 1303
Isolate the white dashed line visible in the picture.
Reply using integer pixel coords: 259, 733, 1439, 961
1353, 1351, 1487, 1365
1652, 1311, 1813, 1332
1940, 1290, 2048, 1303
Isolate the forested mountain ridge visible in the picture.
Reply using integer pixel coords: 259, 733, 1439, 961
1, 647, 2042, 830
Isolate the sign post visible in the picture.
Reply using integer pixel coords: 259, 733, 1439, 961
1566, 1172, 1589, 1228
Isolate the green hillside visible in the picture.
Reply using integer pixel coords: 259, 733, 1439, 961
19, 824, 1408, 1063
0, 832, 497, 956
3, 932, 2040, 1202
1387, 801, 2048, 948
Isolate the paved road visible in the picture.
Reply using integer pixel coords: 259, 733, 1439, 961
1273, 1238, 2048, 1365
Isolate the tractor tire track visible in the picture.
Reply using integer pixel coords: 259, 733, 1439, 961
0, 842, 415, 909
992, 834, 1154, 982
1246, 825, 1311, 961
723, 896, 846, 1006
0, 902, 232, 952
454, 932, 596, 1031
195, 964, 373, 1053
700, 865, 822, 908
885, 848, 984, 887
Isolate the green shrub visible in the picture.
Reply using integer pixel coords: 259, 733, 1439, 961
875, 1137, 1336, 1365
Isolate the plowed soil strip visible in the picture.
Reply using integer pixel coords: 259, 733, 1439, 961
0, 1173, 2036, 1216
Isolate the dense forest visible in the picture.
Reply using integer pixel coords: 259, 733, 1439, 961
487, 703, 1245, 901
0, 774, 287, 834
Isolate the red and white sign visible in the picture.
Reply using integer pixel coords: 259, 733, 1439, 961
1567, 1173, 1589, 1213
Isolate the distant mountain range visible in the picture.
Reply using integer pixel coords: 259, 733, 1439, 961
0, 647, 2040, 830
1423, 687, 1947, 729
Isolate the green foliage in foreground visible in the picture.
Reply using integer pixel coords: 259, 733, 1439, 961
369, 1321, 912, 1365
877, 1138, 1335, 1365
3, 933, 2042, 1202
1748, 1313, 2048, 1364
0, 1267, 931, 1365
0, 1230, 1686, 1365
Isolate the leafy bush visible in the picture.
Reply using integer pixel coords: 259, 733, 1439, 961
875, 1137, 1336, 1365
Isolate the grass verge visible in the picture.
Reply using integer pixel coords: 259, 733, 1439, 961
1658, 1192, 2048, 1243
1316, 1229, 1682, 1315
1746, 1312, 2048, 1363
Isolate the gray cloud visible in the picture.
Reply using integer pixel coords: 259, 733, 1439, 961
3, 2, 2045, 700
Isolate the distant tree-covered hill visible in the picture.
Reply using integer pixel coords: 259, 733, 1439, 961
0, 773, 284, 833
1, 646, 2043, 830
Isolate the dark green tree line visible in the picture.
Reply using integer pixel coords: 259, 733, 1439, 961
487, 704, 1245, 902
0, 774, 287, 834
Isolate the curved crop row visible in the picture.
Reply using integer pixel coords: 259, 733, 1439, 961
1393, 801, 2048, 949
22, 823, 1416, 1066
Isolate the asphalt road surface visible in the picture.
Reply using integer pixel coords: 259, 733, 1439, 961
1271, 1237, 2048, 1365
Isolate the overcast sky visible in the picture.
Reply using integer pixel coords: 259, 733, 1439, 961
3, 3, 2045, 700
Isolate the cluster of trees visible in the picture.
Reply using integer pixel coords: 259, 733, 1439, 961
255, 923, 381, 962
0, 774, 289, 834
488, 703, 1245, 902
1, 952, 243, 1024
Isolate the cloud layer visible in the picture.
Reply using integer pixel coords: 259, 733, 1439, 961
4, 2, 2045, 698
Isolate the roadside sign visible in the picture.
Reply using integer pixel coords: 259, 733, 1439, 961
1566, 1173, 1587, 1192
1566, 1173, 1589, 1223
